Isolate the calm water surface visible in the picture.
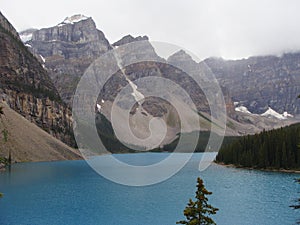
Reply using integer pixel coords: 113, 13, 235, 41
0, 153, 299, 225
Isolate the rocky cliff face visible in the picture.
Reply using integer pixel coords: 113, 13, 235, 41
23, 16, 234, 117
19, 13, 299, 143
24, 15, 112, 104
205, 54, 300, 115
167, 50, 235, 117
0, 11, 75, 147
0, 11, 20, 40
0, 102, 81, 162
112, 35, 149, 47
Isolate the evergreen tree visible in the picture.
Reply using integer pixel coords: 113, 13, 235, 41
177, 177, 218, 225
282, 142, 288, 169
216, 123, 300, 170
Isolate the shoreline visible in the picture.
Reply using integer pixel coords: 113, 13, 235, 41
2, 152, 300, 174
215, 161, 300, 174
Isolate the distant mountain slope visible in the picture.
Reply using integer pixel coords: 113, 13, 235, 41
0, 103, 81, 162
205, 54, 300, 115
0, 11, 76, 147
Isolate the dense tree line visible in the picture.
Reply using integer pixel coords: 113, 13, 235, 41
216, 124, 300, 170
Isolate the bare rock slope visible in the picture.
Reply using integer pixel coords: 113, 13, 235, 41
0, 102, 82, 162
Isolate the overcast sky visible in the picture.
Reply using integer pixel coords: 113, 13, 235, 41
1, 0, 300, 60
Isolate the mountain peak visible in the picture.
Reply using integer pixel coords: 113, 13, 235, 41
167, 49, 194, 63
58, 14, 90, 26
112, 34, 149, 47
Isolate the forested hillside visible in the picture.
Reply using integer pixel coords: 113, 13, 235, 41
216, 124, 300, 170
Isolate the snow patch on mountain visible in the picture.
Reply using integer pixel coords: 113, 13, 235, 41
128, 79, 145, 102
113, 50, 145, 104
58, 14, 89, 26
283, 111, 293, 118
96, 104, 101, 112
261, 107, 293, 120
19, 29, 37, 43
20, 33, 32, 42
235, 106, 251, 114
39, 55, 45, 63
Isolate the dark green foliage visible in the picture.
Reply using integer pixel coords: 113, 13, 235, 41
94, 112, 238, 154
0, 192, 3, 198
0, 156, 8, 165
161, 131, 238, 153
177, 177, 218, 225
93, 112, 137, 153
216, 124, 300, 170
2, 129, 8, 142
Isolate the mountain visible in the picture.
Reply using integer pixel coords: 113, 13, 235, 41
112, 34, 149, 47
0, 11, 76, 147
0, 102, 81, 162
18, 14, 300, 152
167, 50, 235, 117
205, 54, 300, 115
24, 14, 112, 104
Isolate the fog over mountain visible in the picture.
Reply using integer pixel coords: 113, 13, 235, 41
1, 0, 300, 60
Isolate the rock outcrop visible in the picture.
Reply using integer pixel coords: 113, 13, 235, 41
167, 50, 235, 117
0, 102, 81, 162
0, 11, 76, 147
0, 11, 20, 40
205, 54, 300, 115
24, 15, 112, 104
112, 35, 149, 47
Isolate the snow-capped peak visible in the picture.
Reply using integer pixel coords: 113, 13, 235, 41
58, 14, 89, 26
261, 107, 293, 120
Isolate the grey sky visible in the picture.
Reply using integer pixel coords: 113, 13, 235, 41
1, 0, 300, 60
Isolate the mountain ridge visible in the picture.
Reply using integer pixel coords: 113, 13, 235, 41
14, 14, 300, 151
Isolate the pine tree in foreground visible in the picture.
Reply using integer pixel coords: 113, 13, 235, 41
177, 177, 218, 225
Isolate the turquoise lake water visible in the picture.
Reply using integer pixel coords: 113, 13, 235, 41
0, 153, 299, 225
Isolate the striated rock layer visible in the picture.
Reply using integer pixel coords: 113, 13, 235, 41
26, 15, 112, 104
205, 54, 300, 115
0, 11, 76, 147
